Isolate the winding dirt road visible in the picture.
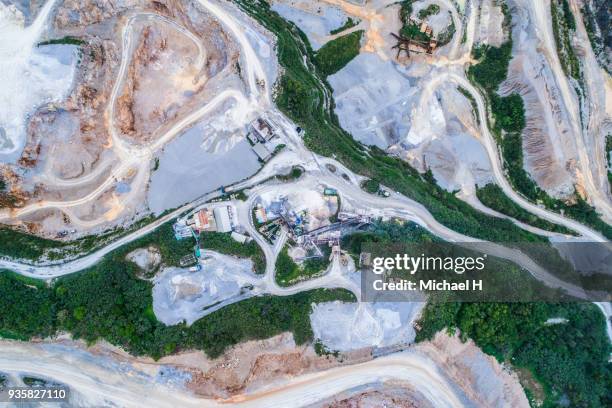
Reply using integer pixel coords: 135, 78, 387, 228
419, 71, 607, 241
0, 340, 469, 408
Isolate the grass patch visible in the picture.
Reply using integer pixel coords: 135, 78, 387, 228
457, 86, 480, 125
0, 215, 156, 262
341, 220, 437, 256
469, 42, 513, 94
275, 246, 330, 287
302, 246, 332, 276
314, 30, 363, 77
607, 134, 612, 189
551, 0, 580, 80
399, 0, 414, 23
199, 231, 265, 274
275, 247, 303, 286
436, 16, 455, 47
0, 228, 73, 261
476, 183, 574, 234
0, 272, 55, 339
581, 2, 610, 74
361, 179, 380, 194
38, 36, 85, 46
330, 17, 359, 35
418, 4, 440, 20
400, 20, 432, 43
276, 166, 304, 181
23, 377, 49, 387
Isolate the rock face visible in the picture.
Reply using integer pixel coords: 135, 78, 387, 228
321, 388, 426, 408
500, 55, 575, 198
183, 333, 370, 399
498, 2, 578, 199
114, 18, 229, 144
474, 0, 506, 47
54, 0, 138, 29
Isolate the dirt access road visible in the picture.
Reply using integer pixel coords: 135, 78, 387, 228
0, 339, 480, 408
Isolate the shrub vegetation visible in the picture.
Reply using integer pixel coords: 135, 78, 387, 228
314, 30, 363, 77
199, 232, 266, 274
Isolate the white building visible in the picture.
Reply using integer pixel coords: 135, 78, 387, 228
214, 206, 233, 232
231, 231, 251, 244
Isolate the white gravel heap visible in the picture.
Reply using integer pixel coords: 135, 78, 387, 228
328, 53, 419, 148
0, 0, 78, 161
310, 301, 424, 352
152, 251, 258, 325
270, 0, 348, 50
